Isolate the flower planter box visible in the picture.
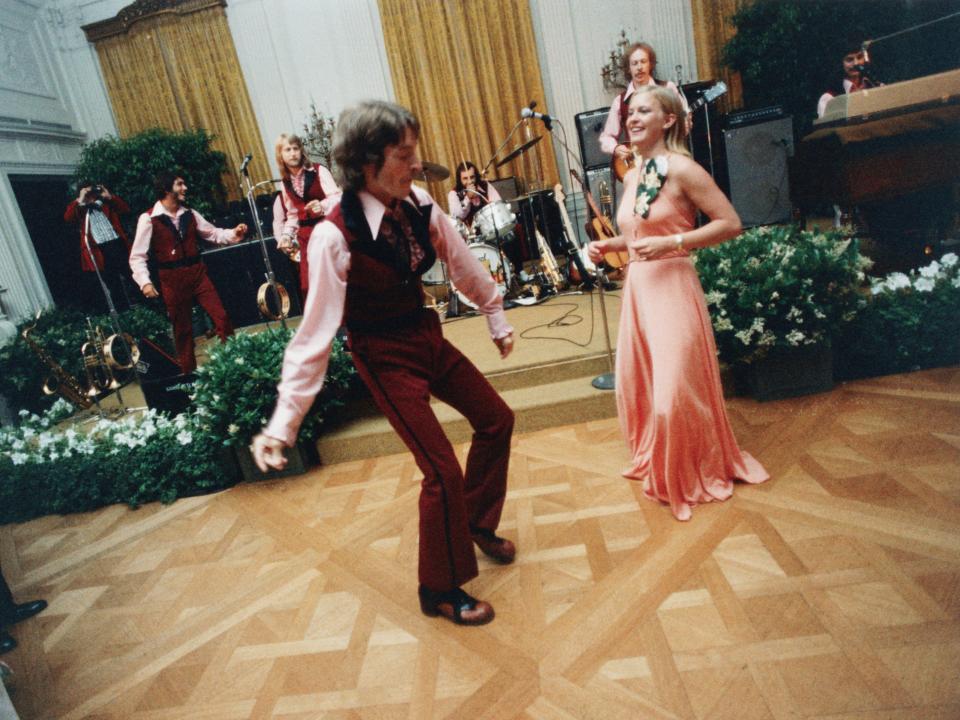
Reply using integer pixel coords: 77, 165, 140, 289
234, 441, 318, 482
743, 343, 834, 402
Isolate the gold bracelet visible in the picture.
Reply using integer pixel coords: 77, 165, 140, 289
675, 234, 684, 250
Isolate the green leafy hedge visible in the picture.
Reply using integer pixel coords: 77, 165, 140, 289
189, 327, 356, 447
73, 128, 227, 219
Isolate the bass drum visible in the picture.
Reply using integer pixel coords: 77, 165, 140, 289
473, 201, 516, 242
421, 257, 447, 285
451, 243, 511, 309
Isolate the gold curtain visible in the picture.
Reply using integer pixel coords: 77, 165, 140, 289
689, 0, 746, 112
377, 0, 558, 201
88, 2, 267, 201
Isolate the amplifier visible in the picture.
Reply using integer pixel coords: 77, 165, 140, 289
725, 105, 785, 128
575, 107, 613, 170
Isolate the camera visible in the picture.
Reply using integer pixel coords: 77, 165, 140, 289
88, 184, 103, 198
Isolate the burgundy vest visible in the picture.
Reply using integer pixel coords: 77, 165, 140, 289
283, 167, 328, 224
148, 210, 200, 266
325, 191, 437, 332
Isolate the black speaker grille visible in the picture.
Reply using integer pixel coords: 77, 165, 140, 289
575, 107, 614, 170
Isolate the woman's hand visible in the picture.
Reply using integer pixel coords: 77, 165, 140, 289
251, 433, 288, 472
627, 234, 674, 261
613, 144, 631, 161
305, 199, 324, 217
587, 240, 606, 264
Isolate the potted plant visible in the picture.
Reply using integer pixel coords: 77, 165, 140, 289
187, 327, 357, 479
834, 253, 960, 380
695, 224, 869, 401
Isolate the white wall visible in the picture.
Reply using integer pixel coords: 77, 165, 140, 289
0, 0, 118, 323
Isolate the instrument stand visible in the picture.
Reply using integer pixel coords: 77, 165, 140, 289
241, 169, 288, 330
81, 213, 143, 416
543, 118, 617, 390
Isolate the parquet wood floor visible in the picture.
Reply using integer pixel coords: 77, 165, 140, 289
2, 368, 959, 719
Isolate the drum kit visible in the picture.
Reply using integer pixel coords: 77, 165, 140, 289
418, 136, 578, 316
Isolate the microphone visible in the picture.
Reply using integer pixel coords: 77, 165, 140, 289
239, 153, 252, 174
521, 107, 553, 130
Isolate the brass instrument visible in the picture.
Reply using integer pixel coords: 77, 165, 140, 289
536, 229, 563, 289
81, 319, 139, 397
20, 313, 92, 410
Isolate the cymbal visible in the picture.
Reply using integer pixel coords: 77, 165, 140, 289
496, 136, 542, 167
416, 161, 450, 182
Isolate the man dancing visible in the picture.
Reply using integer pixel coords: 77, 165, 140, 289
129, 171, 247, 373
252, 100, 516, 626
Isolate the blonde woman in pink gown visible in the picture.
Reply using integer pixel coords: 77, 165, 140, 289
588, 85, 768, 521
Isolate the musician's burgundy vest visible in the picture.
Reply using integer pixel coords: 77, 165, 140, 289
283, 167, 328, 223
325, 191, 437, 331
148, 210, 200, 265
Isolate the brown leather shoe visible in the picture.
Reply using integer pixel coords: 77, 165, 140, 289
418, 586, 495, 626
471, 528, 516, 564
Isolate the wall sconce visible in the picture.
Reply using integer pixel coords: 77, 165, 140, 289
601, 30, 630, 92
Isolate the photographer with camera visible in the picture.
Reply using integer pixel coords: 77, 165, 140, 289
64, 181, 133, 311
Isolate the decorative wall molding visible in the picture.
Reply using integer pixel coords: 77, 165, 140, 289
0, 23, 56, 98
82, 0, 226, 41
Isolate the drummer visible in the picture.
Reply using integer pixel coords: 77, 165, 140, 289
448, 161, 501, 230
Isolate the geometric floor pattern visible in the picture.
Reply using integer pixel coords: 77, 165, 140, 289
1, 367, 958, 719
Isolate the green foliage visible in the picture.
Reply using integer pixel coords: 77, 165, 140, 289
722, 0, 960, 134
189, 327, 357, 447
0, 404, 235, 524
835, 254, 960, 379
0, 305, 172, 416
694, 224, 868, 365
73, 128, 227, 220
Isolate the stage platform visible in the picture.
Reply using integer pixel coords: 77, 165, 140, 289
311, 288, 623, 464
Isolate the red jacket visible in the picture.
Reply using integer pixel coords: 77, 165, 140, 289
64, 195, 131, 272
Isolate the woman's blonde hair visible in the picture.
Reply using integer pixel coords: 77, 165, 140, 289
275, 133, 313, 182
628, 85, 690, 156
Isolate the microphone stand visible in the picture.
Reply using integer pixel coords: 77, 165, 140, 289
539, 116, 616, 390
81, 207, 141, 415
481, 117, 526, 179
241, 164, 288, 330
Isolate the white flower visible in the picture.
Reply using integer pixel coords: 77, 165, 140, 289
10, 452, 29, 465
919, 261, 940, 278
714, 316, 733, 332
176, 430, 192, 446
786, 329, 806, 346
953, 276, 960, 288
941, 252, 958, 267
227, 423, 239, 435
704, 290, 726, 306
885, 272, 911, 291
735, 329, 754, 345
770, 291, 780, 300
234, 357, 245, 365
913, 277, 935, 292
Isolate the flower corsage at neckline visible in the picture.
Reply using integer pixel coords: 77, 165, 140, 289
633, 154, 669, 218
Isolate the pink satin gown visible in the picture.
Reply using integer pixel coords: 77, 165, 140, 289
615, 173, 768, 521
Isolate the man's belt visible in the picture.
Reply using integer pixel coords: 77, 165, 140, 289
156, 255, 202, 270
298, 217, 322, 228
346, 306, 430, 334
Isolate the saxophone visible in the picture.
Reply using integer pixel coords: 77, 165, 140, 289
21, 314, 93, 410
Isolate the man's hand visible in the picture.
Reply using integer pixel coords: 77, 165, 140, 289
251, 433, 288, 472
494, 332, 514, 359
78, 186, 92, 204
141, 283, 160, 299
305, 199, 325, 217
232, 224, 248, 241
100, 186, 112, 200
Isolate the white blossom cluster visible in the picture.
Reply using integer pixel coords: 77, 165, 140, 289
870, 253, 959, 295
0, 405, 201, 467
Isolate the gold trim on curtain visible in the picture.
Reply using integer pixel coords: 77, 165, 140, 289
689, 0, 745, 112
90, 5, 267, 201
377, 0, 558, 201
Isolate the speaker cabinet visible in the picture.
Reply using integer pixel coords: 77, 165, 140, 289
490, 176, 520, 202
575, 107, 613, 170
722, 116, 794, 227
135, 337, 194, 415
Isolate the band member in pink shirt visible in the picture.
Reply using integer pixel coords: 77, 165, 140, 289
275, 134, 341, 298
252, 101, 517, 626
129, 171, 246, 373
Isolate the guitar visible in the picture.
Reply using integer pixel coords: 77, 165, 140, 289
612, 81, 728, 182
553, 183, 596, 284
569, 168, 628, 269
